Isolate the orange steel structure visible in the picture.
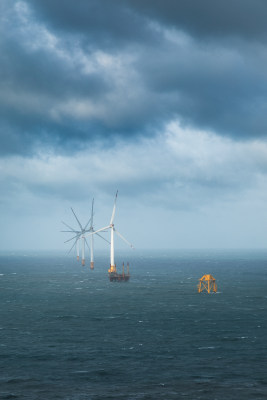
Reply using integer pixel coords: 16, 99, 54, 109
109, 262, 130, 282
198, 274, 217, 293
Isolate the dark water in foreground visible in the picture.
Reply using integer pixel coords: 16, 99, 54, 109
0, 250, 267, 399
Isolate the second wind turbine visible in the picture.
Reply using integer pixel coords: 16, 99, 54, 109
89, 191, 134, 280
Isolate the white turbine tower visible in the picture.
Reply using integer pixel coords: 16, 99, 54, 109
86, 198, 110, 269
90, 191, 134, 274
89, 199, 94, 269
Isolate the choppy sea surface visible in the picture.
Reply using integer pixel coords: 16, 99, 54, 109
0, 249, 267, 400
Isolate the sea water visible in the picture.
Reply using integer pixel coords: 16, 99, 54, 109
0, 250, 266, 399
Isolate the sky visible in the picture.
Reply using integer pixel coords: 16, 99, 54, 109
1, 0, 267, 251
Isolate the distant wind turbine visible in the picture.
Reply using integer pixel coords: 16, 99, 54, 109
62, 199, 109, 268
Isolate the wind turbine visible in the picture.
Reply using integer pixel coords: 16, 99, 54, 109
62, 200, 109, 267
88, 191, 134, 275
61, 207, 91, 266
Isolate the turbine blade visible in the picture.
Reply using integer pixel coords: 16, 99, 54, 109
61, 230, 79, 233
114, 229, 134, 249
84, 217, 92, 231
62, 220, 76, 232
110, 190, 118, 225
84, 198, 95, 231
85, 237, 91, 251
71, 207, 83, 231
68, 237, 79, 254
95, 232, 110, 244
91, 198, 94, 228
64, 233, 80, 243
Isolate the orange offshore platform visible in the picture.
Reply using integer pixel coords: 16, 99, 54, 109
198, 274, 217, 293
109, 262, 130, 282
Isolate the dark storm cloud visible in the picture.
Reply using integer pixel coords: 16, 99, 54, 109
124, 0, 267, 42
1, 0, 267, 157
25, 0, 157, 48
0, 38, 108, 99
138, 42, 267, 137
0, 26, 112, 155
26, 0, 267, 44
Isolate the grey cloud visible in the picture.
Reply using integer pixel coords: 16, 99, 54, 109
137, 39, 267, 138
25, 0, 158, 49
123, 0, 267, 43
26, 0, 267, 44
1, 44, 109, 99
0, 35, 110, 112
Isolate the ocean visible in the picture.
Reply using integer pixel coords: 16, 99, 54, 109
0, 249, 266, 399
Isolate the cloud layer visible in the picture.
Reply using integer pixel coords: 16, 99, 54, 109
1, 122, 267, 207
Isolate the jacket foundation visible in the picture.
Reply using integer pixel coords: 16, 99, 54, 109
198, 274, 217, 293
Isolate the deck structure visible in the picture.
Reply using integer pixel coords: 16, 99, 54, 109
109, 262, 130, 282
